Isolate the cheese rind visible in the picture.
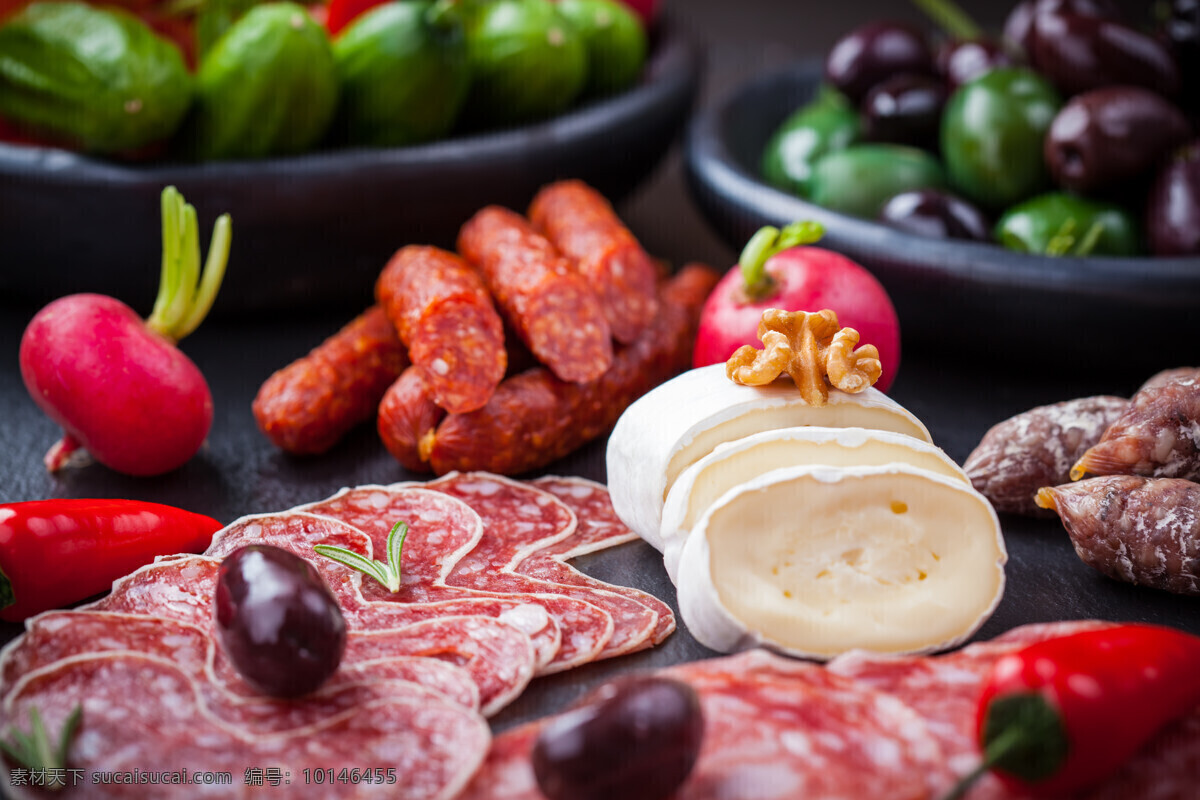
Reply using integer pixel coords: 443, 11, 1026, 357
676, 463, 1007, 659
606, 364, 932, 548
660, 427, 969, 581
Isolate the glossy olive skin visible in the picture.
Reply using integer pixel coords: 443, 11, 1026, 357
995, 192, 1140, 256
808, 143, 947, 219
1045, 87, 1193, 195
823, 21, 934, 103
1030, 12, 1180, 97
1003, 0, 1122, 57
936, 38, 1012, 91
215, 545, 347, 698
862, 74, 947, 150
941, 67, 1061, 210
879, 189, 991, 241
532, 676, 704, 800
1146, 141, 1200, 256
761, 91, 860, 196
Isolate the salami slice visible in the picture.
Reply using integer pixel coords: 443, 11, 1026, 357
458, 649, 952, 800
524, 476, 675, 647
376, 246, 507, 414
296, 489, 562, 670
3, 652, 488, 800
253, 305, 409, 455
528, 180, 659, 345
457, 206, 613, 383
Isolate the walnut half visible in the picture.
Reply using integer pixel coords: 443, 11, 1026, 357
725, 309, 882, 406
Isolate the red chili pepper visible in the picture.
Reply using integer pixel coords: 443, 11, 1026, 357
324, 0, 384, 36
942, 623, 1200, 799
0, 499, 222, 622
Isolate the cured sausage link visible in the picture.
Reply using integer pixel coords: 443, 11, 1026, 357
425, 264, 721, 476
253, 306, 409, 455
529, 180, 659, 345
458, 206, 613, 383
378, 366, 447, 473
376, 246, 507, 414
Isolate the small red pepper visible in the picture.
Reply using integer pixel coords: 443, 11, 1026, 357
943, 623, 1200, 799
0, 499, 222, 622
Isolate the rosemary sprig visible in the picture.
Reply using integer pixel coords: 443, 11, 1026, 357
314, 520, 408, 593
0, 704, 82, 787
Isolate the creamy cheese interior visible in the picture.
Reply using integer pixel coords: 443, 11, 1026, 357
671, 428, 967, 537
704, 467, 1004, 656
664, 400, 933, 501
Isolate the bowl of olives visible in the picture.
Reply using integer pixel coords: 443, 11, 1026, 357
685, 0, 1200, 366
0, 0, 698, 314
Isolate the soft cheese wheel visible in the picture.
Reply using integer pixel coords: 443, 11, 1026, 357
676, 463, 1006, 659
607, 364, 932, 545
660, 427, 969, 581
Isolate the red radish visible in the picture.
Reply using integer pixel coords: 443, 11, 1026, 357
694, 222, 901, 392
20, 187, 232, 477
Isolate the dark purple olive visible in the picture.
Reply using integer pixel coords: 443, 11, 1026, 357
936, 38, 1013, 90
1030, 12, 1181, 97
1003, 0, 1122, 57
1146, 141, 1200, 256
1159, 0, 1200, 114
215, 544, 347, 698
532, 676, 704, 800
878, 189, 991, 241
861, 74, 947, 150
824, 21, 934, 104
1045, 87, 1193, 195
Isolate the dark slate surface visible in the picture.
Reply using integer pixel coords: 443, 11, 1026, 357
2, 302, 1197, 734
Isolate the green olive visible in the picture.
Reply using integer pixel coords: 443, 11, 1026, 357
995, 192, 1140, 257
0, 2, 191, 153
807, 144, 947, 219
940, 67, 1062, 210
761, 94, 860, 197
555, 0, 646, 96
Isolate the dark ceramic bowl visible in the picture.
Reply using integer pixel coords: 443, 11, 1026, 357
685, 61, 1200, 366
0, 24, 700, 316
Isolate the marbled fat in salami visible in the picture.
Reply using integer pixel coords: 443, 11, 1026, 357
527, 476, 675, 647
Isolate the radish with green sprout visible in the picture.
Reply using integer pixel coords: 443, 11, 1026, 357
19, 187, 232, 476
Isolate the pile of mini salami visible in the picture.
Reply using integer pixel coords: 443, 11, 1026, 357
0, 473, 673, 799
461, 620, 1200, 800
965, 366, 1200, 595
252, 180, 719, 476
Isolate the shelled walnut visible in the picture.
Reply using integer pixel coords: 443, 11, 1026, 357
726, 309, 881, 406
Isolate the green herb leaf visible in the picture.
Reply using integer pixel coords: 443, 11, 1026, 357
314, 519, 408, 594
1, 704, 82, 783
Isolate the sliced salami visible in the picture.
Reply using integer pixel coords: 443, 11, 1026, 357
458, 649, 952, 800
525, 476, 675, 647
3, 652, 488, 800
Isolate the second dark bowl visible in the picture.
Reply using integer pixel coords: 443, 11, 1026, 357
685, 61, 1200, 369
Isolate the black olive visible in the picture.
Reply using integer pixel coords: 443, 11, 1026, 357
215, 544, 347, 698
936, 38, 1013, 91
1045, 86, 1193, 195
532, 676, 704, 800
862, 74, 948, 151
824, 21, 935, 104
878, 189, 992, 242
1146, 140, 1200, 256
1003, 0, 1122, 57
1030, 12, 1181, 97
1158, 0, 1200, 115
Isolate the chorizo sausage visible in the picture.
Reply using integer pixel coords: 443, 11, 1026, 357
376, 245, 507, 414
377, 366, 446, 473
422, 264, 721, 475
529, 180, 659, 345
458, 206, 613, 383
253, 306, 408, 454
